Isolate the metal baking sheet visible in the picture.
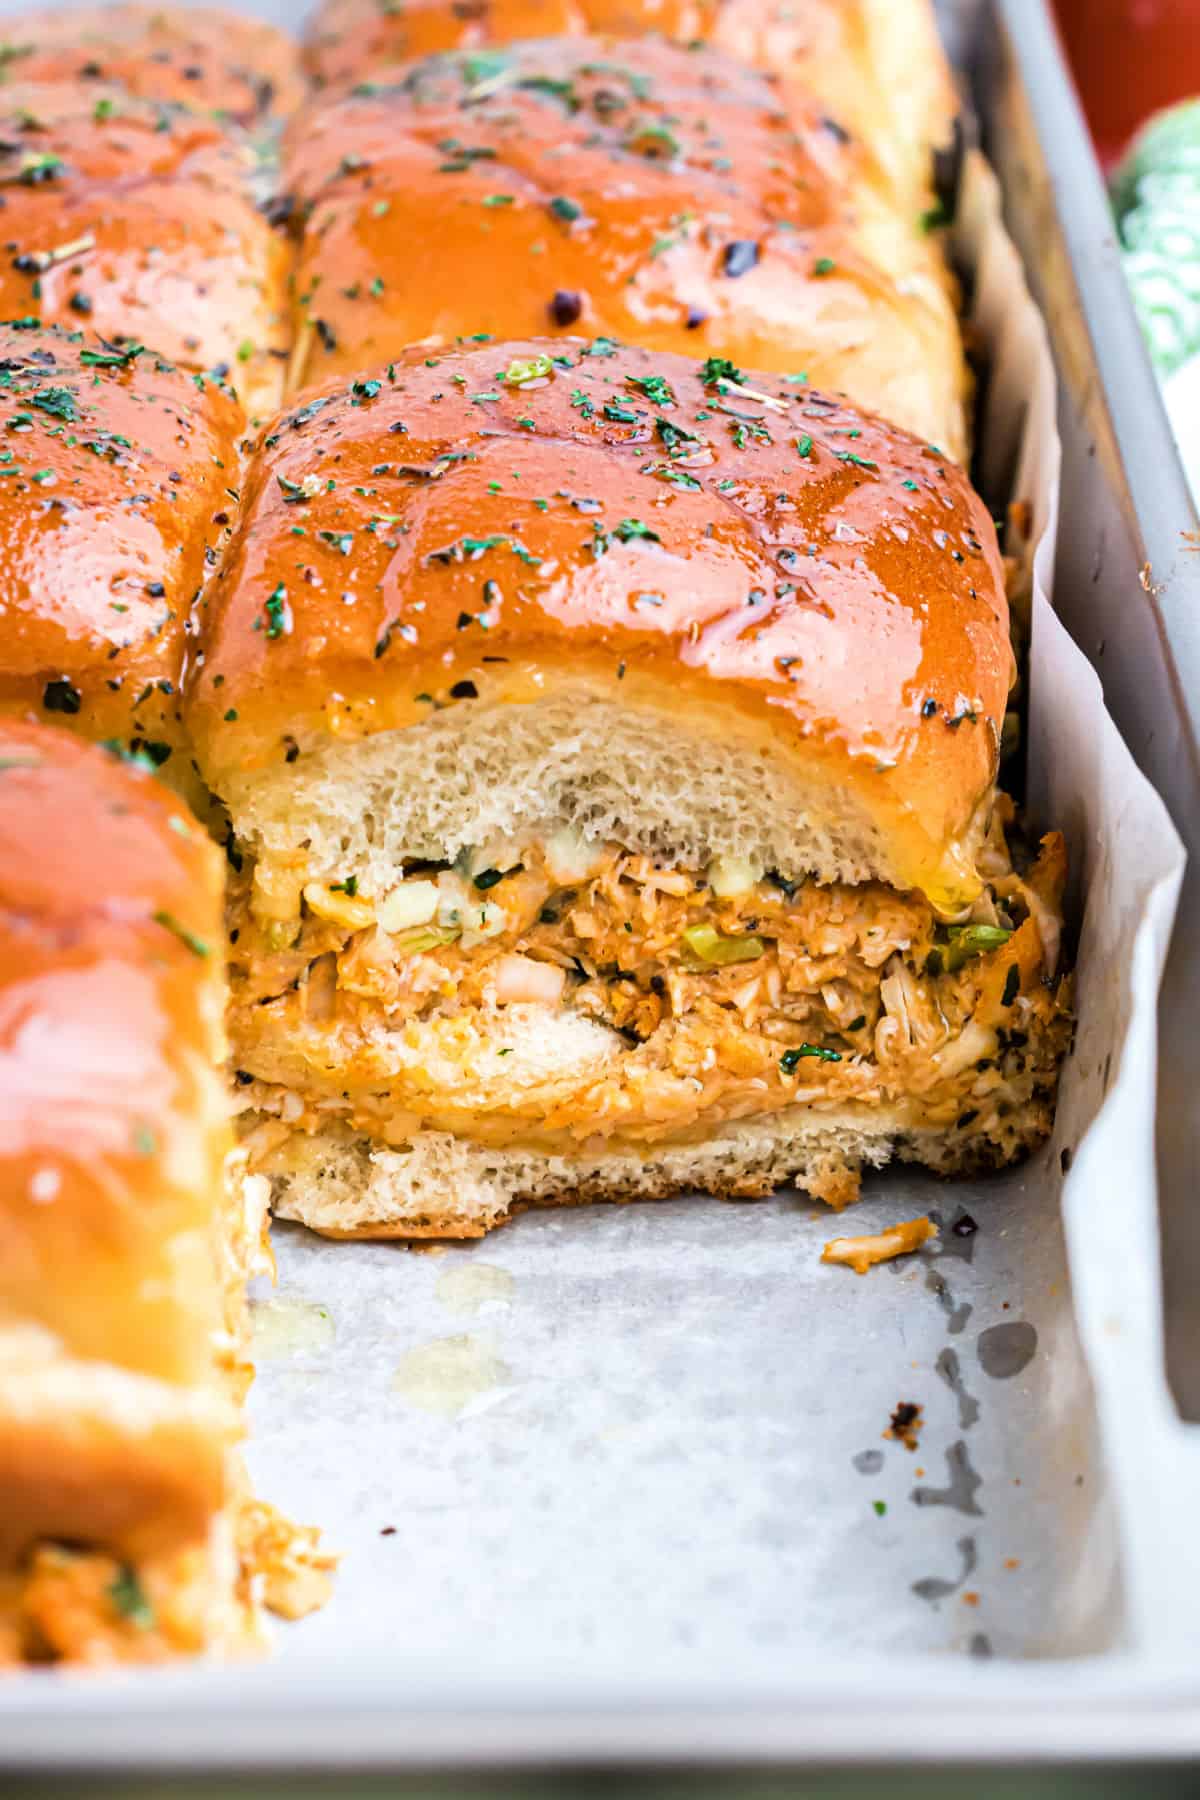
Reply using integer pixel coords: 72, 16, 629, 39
974, 0, 1200, 1420
2, 0, 1199, 1772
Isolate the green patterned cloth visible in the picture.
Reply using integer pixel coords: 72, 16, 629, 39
1113, 98, 1200, 377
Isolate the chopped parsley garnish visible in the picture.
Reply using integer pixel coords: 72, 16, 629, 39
108, 1567, 155, 1630
427, 533, 540, 567
614, 518, 660, 543
264, 583, 291, 638
79, 342, 143, 368
701, 356, 742, 386
656, 416, 698, 452
780, 1044, 842, 1072
627, 373, 675, 406
28, 386, 79, 422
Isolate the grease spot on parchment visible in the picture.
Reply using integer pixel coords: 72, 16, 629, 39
852, 1449, 885, 1476
926, 1267, 972, 1335
435, 1263, 515, 1318
935, 1347, 980, 1430
392, 1334, 511, 1416
912, 1534, 977, 1605
911, 1440, 984, 1516
978, 1320, 1038, 1379
250, 1297, 335, 1359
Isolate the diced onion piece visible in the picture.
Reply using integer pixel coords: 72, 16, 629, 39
707, 854, 763, 898
544, 825, 605, 885
933, 1020, 997, 1080
460, 900, 507, 947
303, 881, 376, 931
377, 880, 439, 933
251, 858, 305, 922
390, 924, 458, 957
493, 954, 567, 1006
682, 923, 765, 965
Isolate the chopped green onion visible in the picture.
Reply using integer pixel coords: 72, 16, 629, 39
502, 354, 553, 386
942, 923, 1013, 972
682, 923, 765, 965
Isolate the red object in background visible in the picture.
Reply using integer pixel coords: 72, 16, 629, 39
1052, 0, 1200, 168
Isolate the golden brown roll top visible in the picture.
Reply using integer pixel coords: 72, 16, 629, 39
281, 38, 964, 453
0, 5, 305, 127
0, 321, 243, 776
0, 82, 290, 418
303, 0, 957, 210
0, 722, 236, 1570
188, 340, 1011, 911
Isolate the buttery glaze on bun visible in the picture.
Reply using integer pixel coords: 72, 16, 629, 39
303, 0, 957, 209
0, 83, 290, 417
188, 341, 1069, 1240
0, 4, 305, 126
0, 321, 243, 783
0, 722, 243, 1663
282, 38, 965, 454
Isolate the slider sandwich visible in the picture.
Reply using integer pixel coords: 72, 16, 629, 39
281, 35, 964, 455
0, 5, 305, 127
0, 321, 243, 789
0, 723, 331, 1666
0, 80, 290, 418
188, 340, 1071, 1240
303, 0, 956, 217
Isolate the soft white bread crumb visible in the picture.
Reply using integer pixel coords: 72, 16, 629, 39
252, 1106, 1044, 1241
223, 688, 900, 897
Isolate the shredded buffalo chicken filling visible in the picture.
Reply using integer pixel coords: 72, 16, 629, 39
0, 1544, 217, 1667
227, 801, 1072, 1191
0, 1504, 336, 1667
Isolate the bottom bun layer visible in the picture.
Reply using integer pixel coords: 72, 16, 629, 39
259, 1108, 1043, 1241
